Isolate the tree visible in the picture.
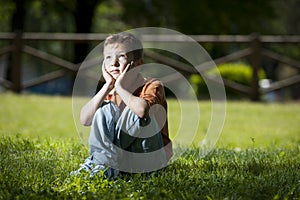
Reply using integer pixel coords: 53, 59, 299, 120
120, 0, 277, 35
5, 0, 29, 89
72, 0, 100, 64
11, 0, 29, 32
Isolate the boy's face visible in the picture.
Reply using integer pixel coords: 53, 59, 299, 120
103, 43, 136, 79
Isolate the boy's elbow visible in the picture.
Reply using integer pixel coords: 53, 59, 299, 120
81, 120, 91, 127
137, 104, 149, 119
137, 111, 147, 119
80, 115, 92, 126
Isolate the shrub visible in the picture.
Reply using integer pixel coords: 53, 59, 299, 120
190, 62, 266, 99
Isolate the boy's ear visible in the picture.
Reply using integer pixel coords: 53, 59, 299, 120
135, 58, 143, 66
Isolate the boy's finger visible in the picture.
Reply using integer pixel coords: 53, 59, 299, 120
123, 62, 132, 73
101, 62, 106, 71
127, 61, 135, 71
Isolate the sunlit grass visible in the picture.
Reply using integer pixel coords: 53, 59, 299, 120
218, 101, 300, 148
1, 92, 299, 148
0, 93, 300, 199
167, 99, 300, 149
0, 92, 78, 139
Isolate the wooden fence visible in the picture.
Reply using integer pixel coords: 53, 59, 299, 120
0, 32, 300, 101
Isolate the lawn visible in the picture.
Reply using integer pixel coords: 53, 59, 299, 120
0, 93, 299, 199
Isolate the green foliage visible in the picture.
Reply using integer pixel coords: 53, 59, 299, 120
120, 0, 277, 35
92, 0, 129, 33
190, 62, 266, 99
0, 0, 14, 32
1, 0, 295, 35
215, 62, 265, 85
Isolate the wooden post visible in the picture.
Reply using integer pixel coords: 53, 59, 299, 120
11, 31, 22, 93
249, 34, 261, 101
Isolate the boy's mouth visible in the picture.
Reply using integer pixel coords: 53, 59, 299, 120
110, 69, 120, 74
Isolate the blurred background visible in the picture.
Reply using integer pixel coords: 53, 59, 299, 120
0, 0, 299, 101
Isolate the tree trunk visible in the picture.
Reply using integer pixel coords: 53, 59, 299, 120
73, 0, 99, 64
5, 0, 27, 92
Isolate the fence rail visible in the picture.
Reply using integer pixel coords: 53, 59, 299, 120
0, 32, 300, 100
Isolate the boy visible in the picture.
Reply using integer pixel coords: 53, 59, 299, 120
72, 32, 172, 178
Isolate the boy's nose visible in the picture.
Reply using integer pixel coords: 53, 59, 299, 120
111, 58, 120, 67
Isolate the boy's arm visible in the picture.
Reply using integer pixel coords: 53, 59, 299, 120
80, 63, 115, 126
116, 85, 149, 119
115, 64, 149, 119
80, 82, 112, 126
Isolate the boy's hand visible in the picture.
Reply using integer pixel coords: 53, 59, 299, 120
102, 62, 115, 89
115, 61, 134, 91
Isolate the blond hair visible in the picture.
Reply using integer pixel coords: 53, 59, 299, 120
104, 32, 143, 61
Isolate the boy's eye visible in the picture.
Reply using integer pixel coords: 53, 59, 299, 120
118, 54, 126, 59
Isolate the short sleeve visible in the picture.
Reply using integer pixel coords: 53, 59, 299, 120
139, 79, 165, 106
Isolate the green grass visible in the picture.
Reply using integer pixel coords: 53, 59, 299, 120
0, 93, 300, 199
0, 93, 78, 139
